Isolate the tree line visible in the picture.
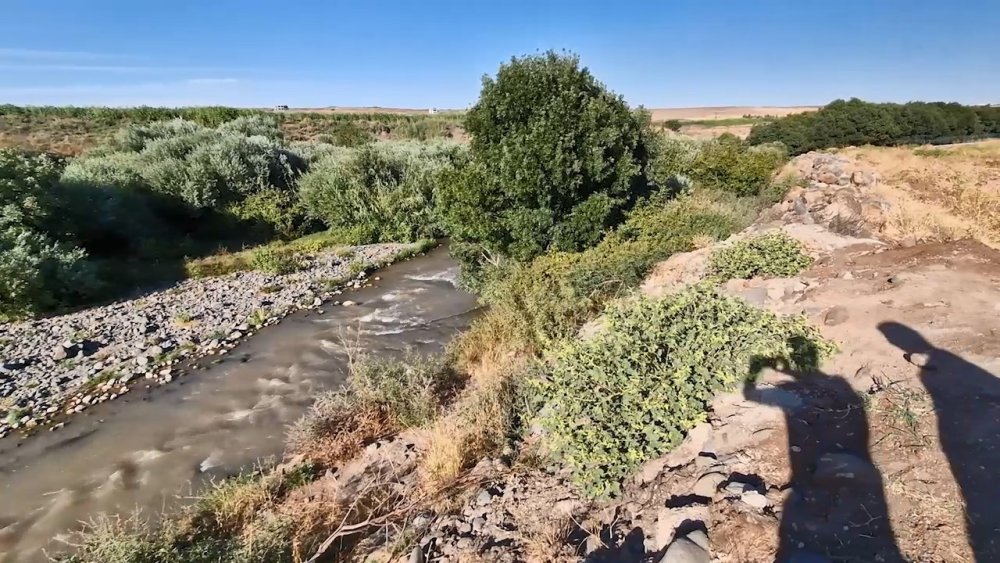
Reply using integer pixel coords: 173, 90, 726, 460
747, 98, 1000, 155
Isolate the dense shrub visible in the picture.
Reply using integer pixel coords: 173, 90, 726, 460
438, 52, 652, 263
748, 98, 1000, 155
474, 190, 763, 348
299, 141, 465, 243
709, 231, 813, 280
68, 118, 306, 216
536, 284, 834, 497
689, 134, 787, 196
0, 227, 98, 320
0, 149, 65, 233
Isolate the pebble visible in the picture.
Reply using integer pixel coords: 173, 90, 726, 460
0, 243, 417, 435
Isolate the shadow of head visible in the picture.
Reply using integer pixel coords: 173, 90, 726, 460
748, 335, 825, 380
877, 321, 932, 354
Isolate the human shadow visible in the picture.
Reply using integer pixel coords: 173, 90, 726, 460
879, 322, 1000, 562
744, 340, 904, 562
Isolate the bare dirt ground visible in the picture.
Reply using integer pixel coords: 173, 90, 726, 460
648, 106, 817, 122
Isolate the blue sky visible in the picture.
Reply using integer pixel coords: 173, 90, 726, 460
0, 0, 997, 108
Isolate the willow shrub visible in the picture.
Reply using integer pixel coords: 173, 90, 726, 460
298, 141, 466, 244
536, 284, 835, 497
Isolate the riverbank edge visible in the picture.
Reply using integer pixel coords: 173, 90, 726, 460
0, 239, 438, 440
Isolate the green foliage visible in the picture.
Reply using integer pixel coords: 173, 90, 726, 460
474, 190, 762, 348
709, 231, 813, 280
349, 355, 462, 428
535, 284, 834, 497
288, 354, 461, 455
298, 141, 465, 243
248, 247, 301, 275
0, 227, 99, 320
748, 98, 1000, 155
438, 51, 652, 263
689, 134, 787, 196
67, 118, 306, 216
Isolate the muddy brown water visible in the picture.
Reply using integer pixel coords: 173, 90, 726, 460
0, 246, 479, 562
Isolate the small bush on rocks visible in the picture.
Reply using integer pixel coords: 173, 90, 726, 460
535, 284, 834, 497
709, 231, 813, 280
248, 247, 301, 275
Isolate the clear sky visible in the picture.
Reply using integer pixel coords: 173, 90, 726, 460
0, 0, 996, 109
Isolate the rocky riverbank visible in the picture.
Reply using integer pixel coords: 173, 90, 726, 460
0, 242, 425, 438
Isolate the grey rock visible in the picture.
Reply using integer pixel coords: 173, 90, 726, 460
823, 306, 850, 326
408, 546, 425, 563
722, 481, 754, 497
51, 343, 71, 361
658, 535, 710, 563
476, 489, 494, 506
471, 517, 486, 533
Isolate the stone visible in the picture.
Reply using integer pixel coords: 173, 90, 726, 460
722, 481, 754, 497
905, 352, 935, 369
658, 534, 710, 563
341, 300, 358, 307
823, 306, 850, 326
653, 506, 710, 552
851, 170, 873, 187
840, 270, 854, 280
691, 471, 726, 497
52, 342, 76, 361
471, 516, 486, 533
476, 489, 494, 506
803, 190, 826, 205
740, 490, 771, 510
408, 546, 425, 563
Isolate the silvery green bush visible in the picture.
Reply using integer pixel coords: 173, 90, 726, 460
298, 140, 466, 243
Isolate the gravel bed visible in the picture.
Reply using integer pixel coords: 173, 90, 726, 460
0, 242, 417, 437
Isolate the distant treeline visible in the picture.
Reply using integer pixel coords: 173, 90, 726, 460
747, 98, 1000, 154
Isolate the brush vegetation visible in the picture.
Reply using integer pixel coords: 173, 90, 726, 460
536, 284, 833, 497
53, 51, 849, 561
709, 231, 813, 279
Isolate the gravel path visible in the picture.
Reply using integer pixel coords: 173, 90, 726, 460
0, 242, 418, 437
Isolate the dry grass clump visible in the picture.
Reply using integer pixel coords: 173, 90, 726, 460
845, 142, 1000, 247
522, 516, 580, 563
287, 354, 461, 468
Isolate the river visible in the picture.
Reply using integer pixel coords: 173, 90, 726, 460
0, 246, 479, 562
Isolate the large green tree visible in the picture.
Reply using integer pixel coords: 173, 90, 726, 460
438, 52, 652, 263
